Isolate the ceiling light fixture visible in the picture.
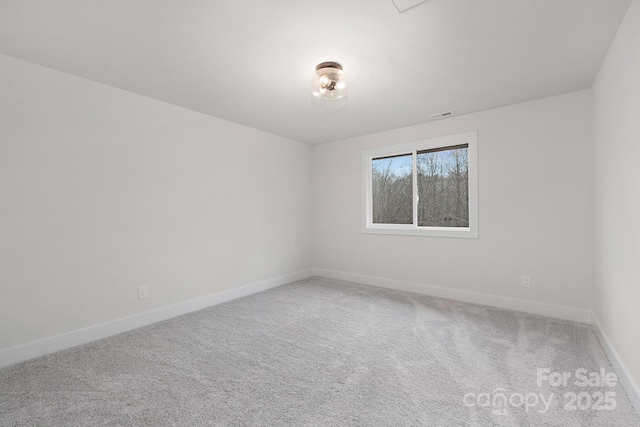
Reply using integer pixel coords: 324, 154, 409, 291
311, 62, 347, 100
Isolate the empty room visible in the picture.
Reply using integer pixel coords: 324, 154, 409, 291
1, 0, 639, 426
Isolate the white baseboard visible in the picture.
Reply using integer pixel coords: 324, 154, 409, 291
591, 312, 640, 417
312, 268, 592, 323
0, 269, 313, 369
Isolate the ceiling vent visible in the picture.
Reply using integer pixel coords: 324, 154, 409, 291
391, 0, 429, 13
429, 111, 454, 120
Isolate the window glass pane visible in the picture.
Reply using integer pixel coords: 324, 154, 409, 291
417, 145, 469, 227
372, 153, 413, 224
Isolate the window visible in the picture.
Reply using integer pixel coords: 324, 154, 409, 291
362, 131, 478, 238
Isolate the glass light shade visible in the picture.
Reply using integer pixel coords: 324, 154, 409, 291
311, 62, 347, 100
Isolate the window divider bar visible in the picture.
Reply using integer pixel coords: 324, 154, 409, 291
412, 150, 418, 228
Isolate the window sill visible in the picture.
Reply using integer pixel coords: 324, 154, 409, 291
362, 225, 478, 239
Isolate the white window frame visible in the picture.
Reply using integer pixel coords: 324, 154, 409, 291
362, 131, 478, 238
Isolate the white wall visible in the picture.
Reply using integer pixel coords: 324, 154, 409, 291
592, 0, 640, 396
0, 54, 312, 352
313, 90, 593, 317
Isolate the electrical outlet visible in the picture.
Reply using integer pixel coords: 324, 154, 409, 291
521, 276, 531, 288
329, 254, 337, 263
138, 286, 148, 300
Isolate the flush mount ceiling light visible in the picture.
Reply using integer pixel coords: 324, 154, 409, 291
311, 62, 347, 100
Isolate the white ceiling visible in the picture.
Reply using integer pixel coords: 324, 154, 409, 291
0, 0, 631, 144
